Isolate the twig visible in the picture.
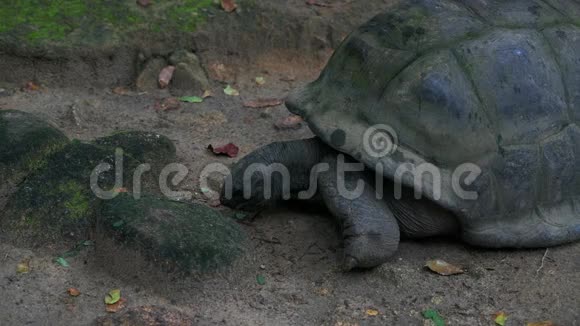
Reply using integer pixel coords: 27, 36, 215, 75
536, 248, 549, 275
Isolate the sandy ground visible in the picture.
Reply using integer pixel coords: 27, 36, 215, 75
0, 38, 579, 326
1, 58, 579, 326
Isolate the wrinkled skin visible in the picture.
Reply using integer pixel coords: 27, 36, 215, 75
221, 138, 459, 270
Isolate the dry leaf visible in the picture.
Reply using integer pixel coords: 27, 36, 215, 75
316, 288, 330, 296
67, 288, 81, 297
202, 90, 213, 98
112, 86, 130, 95
221, 0, 237, 12
306, 0, 333, 7
493, 312, 508, 326
280, 75, 296, 82
208, 143, 239, 158
243, 98, 283, 108
106, 297, 127, 313
137, 0, 151, 7
526, 322, 554, 326
366, 309, 379, 316
425, 259, 464, 276
208, 63, 231, 82
154, 97, 180, 111
24, 81, 41, 92
275, 115, 303, 130
158, 66, 175, 89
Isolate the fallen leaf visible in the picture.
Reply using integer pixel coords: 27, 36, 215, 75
280, 75, 296, 82
112, 86, 130, 95
306, 0, 333, 7
256, 274, 266, 285
104, 289, 121, 305
316, 288, 330, 296
224, 85, 239, 96
208, 143, 239, 158
425, 259, 464, 276
67, 288, 81, 297
55, 257, 70, 267
493, 312, 508, 326
16, 259, 30, 274
24, 81, 41, 92
221, 0, 237, 12
179, 96, 203, 103
202, 90, 213, 98
526, 322, 554, 326
137, 0, 151, 7
158, 66, 175, 89
255, 76, 266, 85
275, 115, 303, 130
422, 309, 446, 326
243, 98, 283, 108
366, 309, 379, 316
106, 297, 127, 313
208, 63, 231, 82
154, 97, 180, 111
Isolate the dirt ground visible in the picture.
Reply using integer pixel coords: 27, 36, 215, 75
1, 1, 580, 325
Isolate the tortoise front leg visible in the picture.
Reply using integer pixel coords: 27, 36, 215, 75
319, 154, 400, 270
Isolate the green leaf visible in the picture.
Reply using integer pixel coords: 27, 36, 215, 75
179, 96, 203, 103
422, 309, 445, 326
256, 274, 266, 285
255, 76, 266, 85
112, 220, 125, 228
494, 312, 508, 326
234, 213, 247, 220
55, 257, 70, 267
104, 289, 121, 305
224, 85, 239, 96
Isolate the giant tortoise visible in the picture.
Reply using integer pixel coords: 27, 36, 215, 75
221, 0, 580, 270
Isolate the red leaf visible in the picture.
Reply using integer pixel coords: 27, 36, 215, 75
23, 81, 41, 92
208, 143, 239, 158
243, 98, 283, 108
137, 0, 151, 7
158, 66, 175, 89
275, 115, 303, 130
221, 0, 237, 12
106, 297, 127, 313
154, 97, 180, 111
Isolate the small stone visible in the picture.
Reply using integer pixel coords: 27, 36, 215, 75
170, 63, 210, 97
168, 50, 210, 97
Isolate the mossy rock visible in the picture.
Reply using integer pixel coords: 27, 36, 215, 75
2, 131, 177, 246
100, 194, 245, 271
93, 131, 176, 166
0, 110, 68, 184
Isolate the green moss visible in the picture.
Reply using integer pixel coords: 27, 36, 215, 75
59, 181, 90, 220
101, 194, 245, 271
161, 0, 214, 33
24, 141, 68, 172
0, 110, 69, 183
0, 0, 214, 45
